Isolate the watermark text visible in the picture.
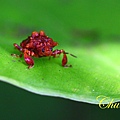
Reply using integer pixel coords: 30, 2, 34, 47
96, 95, 120, 109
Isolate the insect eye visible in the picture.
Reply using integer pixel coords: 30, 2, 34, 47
42, 48, 45, 52
50, 48, 53, 51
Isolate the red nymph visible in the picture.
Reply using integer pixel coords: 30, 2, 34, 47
12, 31, 76, 68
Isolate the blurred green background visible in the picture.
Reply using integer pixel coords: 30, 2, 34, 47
0, 0, 120, 119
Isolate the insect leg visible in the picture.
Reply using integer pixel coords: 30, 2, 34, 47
52, 49, 72, 67
13, 43, 23, 52
24, 53, 34, 69
11, 43, 23, 57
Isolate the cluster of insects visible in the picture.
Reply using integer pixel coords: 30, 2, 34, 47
12, 30, 76, 68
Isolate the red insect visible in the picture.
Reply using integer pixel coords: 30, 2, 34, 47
12, 30, 76, 68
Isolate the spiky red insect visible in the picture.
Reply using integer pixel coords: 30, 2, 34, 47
11, 31, 76, 68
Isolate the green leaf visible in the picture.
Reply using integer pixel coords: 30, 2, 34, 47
1, 0, 120, 104
1, 35, 120, 104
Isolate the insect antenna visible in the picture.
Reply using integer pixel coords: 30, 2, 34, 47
65, 52, 77, 58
